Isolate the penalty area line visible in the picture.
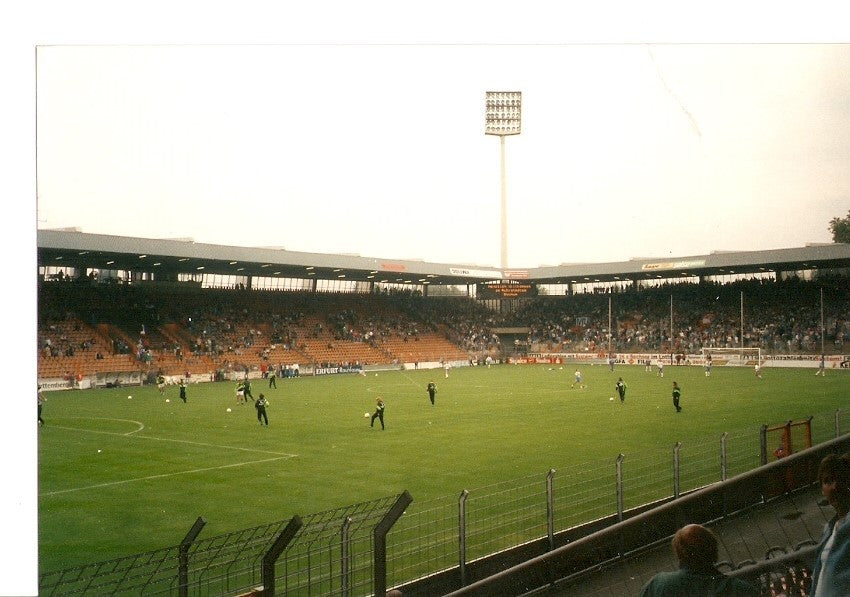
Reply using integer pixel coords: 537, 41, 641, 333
47, 423, 298, 458
41, 456, 295, 497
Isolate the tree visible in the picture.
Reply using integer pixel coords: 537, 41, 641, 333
828, 210, 850, 243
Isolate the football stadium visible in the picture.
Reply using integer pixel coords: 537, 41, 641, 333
37, 230, 850, 595
27, 38, 850, 597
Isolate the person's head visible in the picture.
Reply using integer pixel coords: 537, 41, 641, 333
818, 453, 850, 516
672, 524, 718, 570
259, 393, 265, 400
673, 381, 679, 388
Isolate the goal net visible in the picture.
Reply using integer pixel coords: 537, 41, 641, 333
701, 347, 762, 366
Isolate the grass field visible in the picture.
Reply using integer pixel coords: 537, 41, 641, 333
38, 363, 849, 573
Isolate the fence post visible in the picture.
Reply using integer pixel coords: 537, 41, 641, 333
721, 432, 728, 481
759, 424, 768, 466
341, 516, 352, 597
458, 489, 470, 587
616, 454, 625, 522
260, 515, 303, 597
374, 490, 413, 597
178, 516, 206, 597
805, 415, 813, 449
673, 442, 682, 499
546, 469, 556, 550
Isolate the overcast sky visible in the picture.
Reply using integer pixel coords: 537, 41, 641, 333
35, 42, 850, 268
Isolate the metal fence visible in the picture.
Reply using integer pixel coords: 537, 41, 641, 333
444, 434, 850, 595
385, 407, 849, 590
40, 408, 849, 596
39, 493, 409, 596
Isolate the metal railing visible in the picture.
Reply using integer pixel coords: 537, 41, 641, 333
442, 434, 850, 595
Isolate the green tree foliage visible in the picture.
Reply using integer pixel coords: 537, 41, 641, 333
829, 210, 850, 243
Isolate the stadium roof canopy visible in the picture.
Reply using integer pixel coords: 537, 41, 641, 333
37, 230, 850, 287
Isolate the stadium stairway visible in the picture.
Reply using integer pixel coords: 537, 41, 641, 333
539, 484, 828, 595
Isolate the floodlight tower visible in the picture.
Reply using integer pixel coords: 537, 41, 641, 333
484, 91, 522, 270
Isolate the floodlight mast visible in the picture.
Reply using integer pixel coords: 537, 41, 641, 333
485, 91, 522, 271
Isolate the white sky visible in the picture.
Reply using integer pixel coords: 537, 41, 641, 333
5, 2, 850, 594
33, 34, 850, 268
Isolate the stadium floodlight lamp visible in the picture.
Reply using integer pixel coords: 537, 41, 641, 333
484, 91, 522, 270
484, 91, 522, 136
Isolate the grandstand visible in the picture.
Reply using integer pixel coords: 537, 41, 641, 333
36, 230, 850, 595
37, 230, 850, 384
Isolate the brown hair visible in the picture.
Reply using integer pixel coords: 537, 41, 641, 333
672, 524, 718, 570
818, 453, 850, 486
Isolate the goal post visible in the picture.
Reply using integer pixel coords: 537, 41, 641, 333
701, 347, 761, 366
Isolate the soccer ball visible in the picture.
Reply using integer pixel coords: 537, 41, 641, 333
226, 407, 232, 413
364, 412, 370, 418
127, 395, 132, 399
165, 399, 170, 403
609, 397, 614, 401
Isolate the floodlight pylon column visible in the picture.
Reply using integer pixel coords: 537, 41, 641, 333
500, 135, 508, 270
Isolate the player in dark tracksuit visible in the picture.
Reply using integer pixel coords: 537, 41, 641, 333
615, 378, 627, 402
371, 397, 385, 430
179, 380, 187, 403
243, 378, 255, 402
672, 382, 682, 412
38, 386, 45, 426
427, 382, 437, 406
255, 394, 269, 425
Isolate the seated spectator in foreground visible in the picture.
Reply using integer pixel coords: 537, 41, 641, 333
811, 453, 850, 597
639, 523, 758, 596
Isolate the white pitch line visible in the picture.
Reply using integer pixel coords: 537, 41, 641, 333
48, 422, 298, 458
41, 456, 294, 496
57, 416, 146, 435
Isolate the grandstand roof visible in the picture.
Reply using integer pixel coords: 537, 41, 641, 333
37, 230, 850, 286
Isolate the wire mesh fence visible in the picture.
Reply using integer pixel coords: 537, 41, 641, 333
40, 407, 848, 595
551, 456, 619, 530
39, 494, 401, 596
384, 407, 847, 589
444, 436, 850, 596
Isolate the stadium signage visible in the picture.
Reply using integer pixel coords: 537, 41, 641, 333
449, 267, 502, 278
478, 281, 538, 299
641, 259, 706, 271
314, 366, 363, 376
509, 357, 564, 365
503, 270, 529, 279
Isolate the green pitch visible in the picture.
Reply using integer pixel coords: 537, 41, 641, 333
38, 364, 848, 572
